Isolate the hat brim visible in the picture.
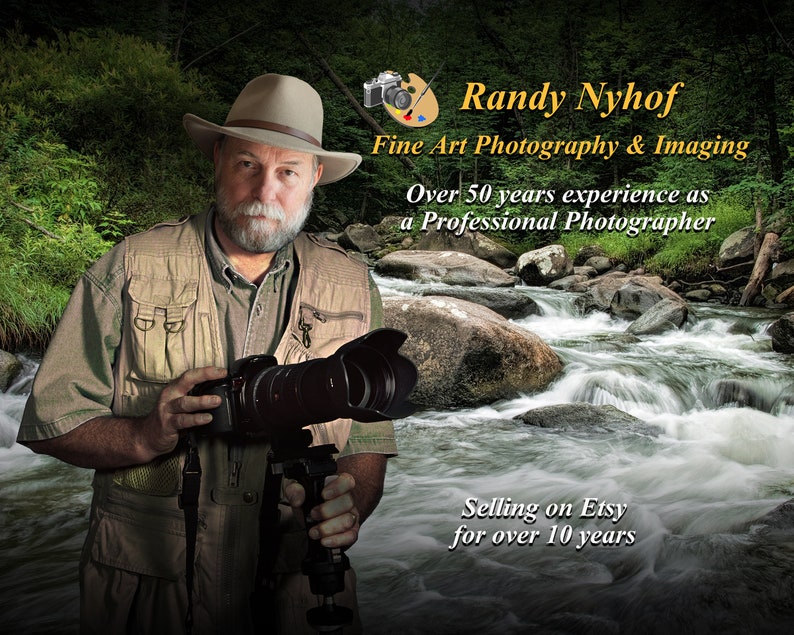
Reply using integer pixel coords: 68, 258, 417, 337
183, 114, 361, 185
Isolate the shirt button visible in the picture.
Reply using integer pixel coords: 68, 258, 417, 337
243, 491, 256, 504
255, 304, 263, 316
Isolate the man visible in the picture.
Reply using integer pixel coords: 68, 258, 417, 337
18, 74, 397, 634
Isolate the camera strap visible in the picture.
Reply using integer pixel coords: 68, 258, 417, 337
178, 433, 202, 635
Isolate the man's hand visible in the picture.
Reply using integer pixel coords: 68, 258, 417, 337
138, 366, 228, 459
285, 473, 360, 550
23, 366, 228, 469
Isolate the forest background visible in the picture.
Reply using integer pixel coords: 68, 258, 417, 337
1, 0, 793, 351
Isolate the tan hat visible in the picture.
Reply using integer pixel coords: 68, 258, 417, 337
183, 74, 361, 185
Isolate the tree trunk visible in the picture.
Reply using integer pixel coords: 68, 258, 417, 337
739, 232, 780, 306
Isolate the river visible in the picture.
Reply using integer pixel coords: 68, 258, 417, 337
1, 279, 793, 633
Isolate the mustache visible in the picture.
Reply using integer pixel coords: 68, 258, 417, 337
235, 201, 286, 221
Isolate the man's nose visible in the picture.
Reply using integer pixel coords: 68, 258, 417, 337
251, 171, 279, 202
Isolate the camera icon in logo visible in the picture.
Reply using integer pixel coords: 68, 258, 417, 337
363, 71, 412, 110
363, 67, 441, 128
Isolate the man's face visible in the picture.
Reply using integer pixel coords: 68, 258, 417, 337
213, 136, 323, 254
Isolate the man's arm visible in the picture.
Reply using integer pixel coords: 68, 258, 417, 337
23, 366, 228, 469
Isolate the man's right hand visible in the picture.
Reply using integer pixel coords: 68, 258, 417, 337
139, 366, 228, 459
23, 366, 228, 470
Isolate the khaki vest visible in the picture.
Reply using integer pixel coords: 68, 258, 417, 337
82, 211, 371, 631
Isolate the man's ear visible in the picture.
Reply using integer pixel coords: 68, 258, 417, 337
312, 162, 324, 188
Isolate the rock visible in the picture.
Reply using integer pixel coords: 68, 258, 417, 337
766, 260, 794, 298
750, 498, 794, 534
571, 272, 630, 313
584, 256, 612, 274
338, 223, 383, 254
0, 350, 22, 392
574, 266, 598, 278
718, 226, 756, 267
548, 274, 590, 291
374, 250, 517, 287
573, 244, 607, 266
768, 313, 794, 353
383, 296, 562, 408
516, 244, 574, 286
414, 227, 517, 268
684, 289, 712, 302
514, 402, 659, 434
626, 298, 689, 335
706, 379, 775, 411
609, 277, 683, 319
414, 286, 540, 319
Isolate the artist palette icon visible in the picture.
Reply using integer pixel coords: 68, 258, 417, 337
362, 66, 442, 128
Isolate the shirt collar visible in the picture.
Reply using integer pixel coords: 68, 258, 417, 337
205, 205, 293, 292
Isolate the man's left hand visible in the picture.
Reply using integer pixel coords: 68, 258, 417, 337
285, 473, 360, 549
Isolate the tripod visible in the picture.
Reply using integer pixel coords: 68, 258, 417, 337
263, 431, 354, 633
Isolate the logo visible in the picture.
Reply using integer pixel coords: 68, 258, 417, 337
362, 63, 443, 128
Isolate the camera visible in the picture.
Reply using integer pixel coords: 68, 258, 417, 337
192, 328, 417, 438
363, 71, 412, 110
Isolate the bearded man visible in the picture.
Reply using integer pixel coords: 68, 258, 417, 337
18, 74, 396, 634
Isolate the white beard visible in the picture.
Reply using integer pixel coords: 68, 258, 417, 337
214, 186, 313, 254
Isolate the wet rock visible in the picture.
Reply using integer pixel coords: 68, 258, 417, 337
0, 350, 22, 392
414, 286, 540, 319
516, 244, 574, 286
706, 379, 776, 411
374, 250, 517, 287
765, 260, 794, 301
413, 227, 517, 268
609, 277, 683, 319
768, 313, 794, 353
514, 402, 659, 434
383, 296, 562, 408
626, 298, 689, 335
750, 498, 794, 534
572, 272, 630, 313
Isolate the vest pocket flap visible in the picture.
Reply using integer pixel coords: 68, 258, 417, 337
90, 502, 188, 581
128, 276, 199, 332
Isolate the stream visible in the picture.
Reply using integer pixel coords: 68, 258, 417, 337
1, 279, 793, 633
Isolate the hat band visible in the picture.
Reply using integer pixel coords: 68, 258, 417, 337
224, 119, 321, 148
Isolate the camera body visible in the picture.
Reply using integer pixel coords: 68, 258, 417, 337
363, 71, 412, 110
192, 328, 417, 440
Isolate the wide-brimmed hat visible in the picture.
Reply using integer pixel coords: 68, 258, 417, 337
183, 74, 361, 185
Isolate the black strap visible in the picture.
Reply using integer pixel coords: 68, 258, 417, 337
179, 435, 202, 635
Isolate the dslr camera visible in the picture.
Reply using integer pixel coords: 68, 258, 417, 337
363, 71, 412, 110
192, 328, 416, 439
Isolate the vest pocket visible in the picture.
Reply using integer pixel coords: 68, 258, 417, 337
127, 274, 199, 383
296, 303, 365, 351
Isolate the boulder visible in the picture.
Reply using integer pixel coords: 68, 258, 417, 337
766, 260, 794, 299
374, 250, 516, 287
571, 272, 630, 313
383, 296, 562, 408
718, 226, 755, 267
768, 313, 794, 353
514, 402, 659, 435
584, 256, 612, 274
516, 244, 574, 286
626, 298, 689, 335
414, 286, 540, 319
573, 244, 607, 266
338, 223, 383, 254
0, 350, 22, 392
609, 277, 683, 319
548, 274, 590, 291
684, 289, 712, 302
414, 227, 517, 268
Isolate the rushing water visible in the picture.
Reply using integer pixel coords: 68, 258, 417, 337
1, 280, 793, 633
